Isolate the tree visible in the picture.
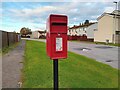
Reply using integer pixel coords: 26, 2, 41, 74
84, 20, 89, 25
20, 27, 31, 37
79, 23, 82, 26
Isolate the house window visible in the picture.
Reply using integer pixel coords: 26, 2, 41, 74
94, 29, 98, 31
116, 31, 120, 35
83, 28, 84, 30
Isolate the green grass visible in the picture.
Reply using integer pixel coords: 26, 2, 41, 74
22, 40, 119, 88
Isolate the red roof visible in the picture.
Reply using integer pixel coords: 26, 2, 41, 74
69, 23, 95, 29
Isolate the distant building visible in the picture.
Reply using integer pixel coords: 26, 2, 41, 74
94, 10, 120, 43
31, 30, 46, 39
31, 31, 40, 39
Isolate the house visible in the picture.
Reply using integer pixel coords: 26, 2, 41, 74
38, 31, 46, 39
68, 20, 95, 41
68, 21, 94, 36
86, 22, 98, 41
68, 25, 82, 36
94, 10, 120, 44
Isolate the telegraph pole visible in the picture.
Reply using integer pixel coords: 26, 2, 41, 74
113, 1, 118, 44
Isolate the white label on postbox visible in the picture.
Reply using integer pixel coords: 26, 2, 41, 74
56, 38, 62, 51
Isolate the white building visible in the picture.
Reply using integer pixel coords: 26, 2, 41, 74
86, 22, 98, 40
68, 23, 95, 36
68, 23, 94, 36
31, 31, 40, 39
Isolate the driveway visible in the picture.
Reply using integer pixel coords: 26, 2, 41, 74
25, 38, 119, 69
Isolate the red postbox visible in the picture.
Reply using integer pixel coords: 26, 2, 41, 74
46, 14, 68, 60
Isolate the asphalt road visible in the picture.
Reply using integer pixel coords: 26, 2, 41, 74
68, 41, 119, 69
25, 38, 119, 69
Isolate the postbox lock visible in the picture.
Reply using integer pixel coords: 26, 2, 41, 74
58, 33, 60, 36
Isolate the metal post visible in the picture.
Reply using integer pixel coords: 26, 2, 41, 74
53, 59, 58, 90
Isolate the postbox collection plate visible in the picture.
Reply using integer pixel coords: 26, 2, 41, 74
56, 37, 63, 51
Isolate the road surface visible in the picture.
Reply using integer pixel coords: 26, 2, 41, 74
68, 41, 119, 69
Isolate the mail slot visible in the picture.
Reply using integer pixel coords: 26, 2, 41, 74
46, 14, 68, 59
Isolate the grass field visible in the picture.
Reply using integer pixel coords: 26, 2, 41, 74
22, 40, 119, 88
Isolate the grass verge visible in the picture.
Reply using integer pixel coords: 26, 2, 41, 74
22, 40, 119, 88
94, 42, 120, 47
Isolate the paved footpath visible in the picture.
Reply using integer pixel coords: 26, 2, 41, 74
2, 40, 25, 88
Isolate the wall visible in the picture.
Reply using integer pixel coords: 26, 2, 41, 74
68, 35, 87, 41
31, 31, 39, 39
94, 15, 113, 43
86, 23, 98, 39
115, 35, 120, 44
114, 16, 120, 44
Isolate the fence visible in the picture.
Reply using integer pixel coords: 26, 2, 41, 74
0, 30, 20, 49
68, 35, 87, 41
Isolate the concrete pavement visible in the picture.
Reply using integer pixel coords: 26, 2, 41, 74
2, 40, 25, 88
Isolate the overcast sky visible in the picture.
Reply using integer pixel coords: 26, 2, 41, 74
0, 1, 119, 32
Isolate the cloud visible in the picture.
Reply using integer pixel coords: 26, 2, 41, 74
7, 5, 57, 24
2, 2, 116, 32
104, 7, 114, 13
1, 0, 120, 2
0, 3, 2, 19
0, 9, 2, 20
